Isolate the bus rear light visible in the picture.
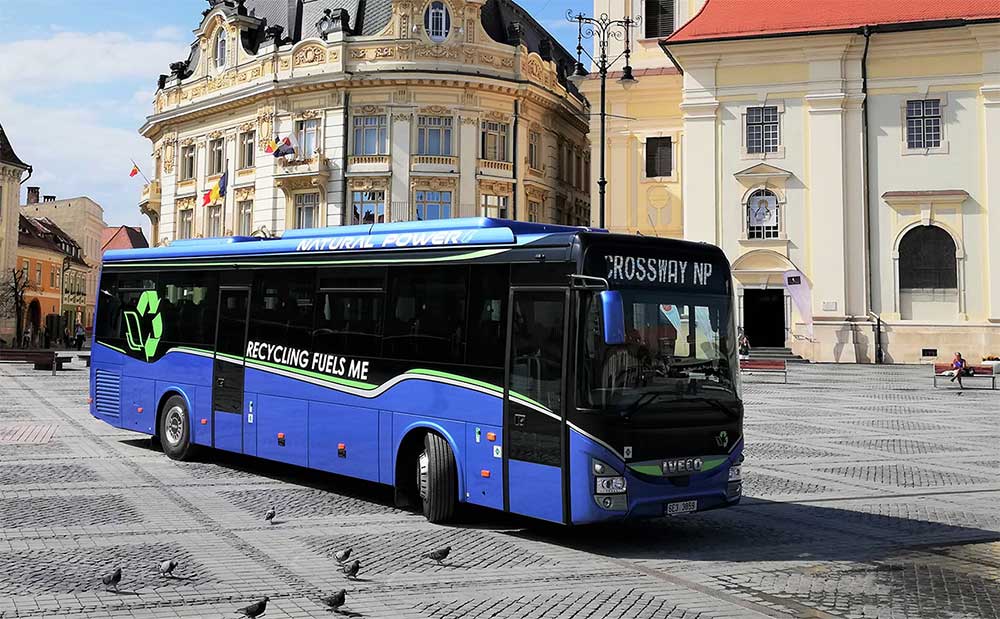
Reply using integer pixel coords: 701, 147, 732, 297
277, 433, 286, 447
337, 443, 346, 458
481, 470, 491, 478
486, 432, 496, 442
200, 418, 208, 425
137, 407, 143, 413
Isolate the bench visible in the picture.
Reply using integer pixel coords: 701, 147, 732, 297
0, 350, 67, 374
739, 359, 788, 383
933, 364, 996, 389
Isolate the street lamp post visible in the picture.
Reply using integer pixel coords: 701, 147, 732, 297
567, 11, 640, 230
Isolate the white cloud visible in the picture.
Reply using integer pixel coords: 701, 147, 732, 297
153, 26, 185, 41
0, 31, 187, 92
0, 29, 190, 239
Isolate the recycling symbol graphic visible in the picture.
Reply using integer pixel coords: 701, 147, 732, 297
123, 290, 163, 361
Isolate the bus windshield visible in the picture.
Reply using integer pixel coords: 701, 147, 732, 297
579, 288, 739, 413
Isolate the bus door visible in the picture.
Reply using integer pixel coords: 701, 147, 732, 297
212, 287, 250, 453
504, 288, 569, 524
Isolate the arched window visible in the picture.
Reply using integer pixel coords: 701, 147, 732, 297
425, 1, 451, 43
746, 189, 779, 239
899, 225, 956, 289
215, 29, 227, 69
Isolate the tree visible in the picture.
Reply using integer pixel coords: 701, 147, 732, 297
0, 268, 34, 348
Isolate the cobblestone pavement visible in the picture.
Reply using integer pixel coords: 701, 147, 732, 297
0, 362, 998, 618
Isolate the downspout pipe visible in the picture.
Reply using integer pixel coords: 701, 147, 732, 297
341, 90, 351, 226
860, 25, 881, 363
512, 98, 520, 220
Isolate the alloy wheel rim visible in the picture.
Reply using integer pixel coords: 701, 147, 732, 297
165, 406, 184, 446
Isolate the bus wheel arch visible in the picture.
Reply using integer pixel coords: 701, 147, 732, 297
395, 426, 461, 523
156, 390, 197, 461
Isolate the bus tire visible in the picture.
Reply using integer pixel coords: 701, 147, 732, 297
159, 395, 196, 461
419, 433, 457, 523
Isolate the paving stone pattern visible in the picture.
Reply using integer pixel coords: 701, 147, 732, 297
0, 361, 997, 618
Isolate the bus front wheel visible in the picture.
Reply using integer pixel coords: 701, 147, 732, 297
159, 395, 196, 461
418, 433, 457, 523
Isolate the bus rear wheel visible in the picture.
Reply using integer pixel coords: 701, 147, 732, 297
159, 395, 196, 461
418, 433, 457, 523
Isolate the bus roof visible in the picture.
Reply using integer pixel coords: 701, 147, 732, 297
103, 218, 604, 263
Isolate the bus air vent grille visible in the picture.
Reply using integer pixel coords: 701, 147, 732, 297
94, 370, 121, 417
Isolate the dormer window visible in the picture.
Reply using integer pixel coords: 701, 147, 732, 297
425, 1, 451, 43
215, 29, 227, 69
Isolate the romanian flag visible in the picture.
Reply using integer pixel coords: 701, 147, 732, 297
263, 137, 278, 154
273, 133, 298, 158
202, 170, 229, 206
129, 164, 140, 178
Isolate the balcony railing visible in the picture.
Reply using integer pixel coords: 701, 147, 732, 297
412, 155, 458, 166
275, 155, 328, 176
140, 180, 161, 204
349, 155, 391, 166
478, 159, 513, 177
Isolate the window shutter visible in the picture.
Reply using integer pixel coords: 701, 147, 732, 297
645, 0, 675, 38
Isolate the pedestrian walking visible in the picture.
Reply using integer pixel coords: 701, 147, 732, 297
75, 324, 85, 351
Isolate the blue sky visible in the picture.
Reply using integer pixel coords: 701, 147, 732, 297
0, 0, 583, 237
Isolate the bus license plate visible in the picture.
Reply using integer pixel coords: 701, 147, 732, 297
666, 500, 697, 516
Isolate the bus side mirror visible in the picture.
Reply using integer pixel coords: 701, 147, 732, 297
599, 291, 625, 345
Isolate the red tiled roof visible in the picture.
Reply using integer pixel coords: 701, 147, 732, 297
666, 0, 1000, 44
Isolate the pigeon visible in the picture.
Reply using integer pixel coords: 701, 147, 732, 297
342, 559, 360, 580
334, 547, 352, 564
320, 589, 346, 612
425, 546, 451, 564
101, 567, 122, 591
236, 596, 269, 618
158, 559, 178, 578
264, 506, 276, 525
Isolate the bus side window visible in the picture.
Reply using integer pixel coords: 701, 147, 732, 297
250, 270, 316, 351
157, 271, 217, 348
385, 266, 467, 365
466, 264, 509, 368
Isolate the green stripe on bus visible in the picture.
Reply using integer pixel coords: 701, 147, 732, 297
96, 341, 127, 355
107, 248, 509, 269
407, 368, 551, 411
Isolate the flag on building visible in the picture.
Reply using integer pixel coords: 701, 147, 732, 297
273, 133, 298, 158
129, 163, 140, 178
202, 170, 229, 206
264, 137, 278, 154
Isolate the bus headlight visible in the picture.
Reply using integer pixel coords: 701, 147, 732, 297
595, 476, 627, 494
728, 465, 742, 481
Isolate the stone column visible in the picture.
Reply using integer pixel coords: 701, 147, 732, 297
458, 114, 479, 217
390, 110, 412, 220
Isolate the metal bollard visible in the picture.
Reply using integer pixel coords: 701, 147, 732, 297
52, 351, 57, 377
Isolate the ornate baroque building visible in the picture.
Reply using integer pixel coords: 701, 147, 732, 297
0, 123, 31, 344
139, 0, 591, 244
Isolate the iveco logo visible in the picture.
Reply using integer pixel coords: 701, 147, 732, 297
662, 458, 703, 475
716, 431, 729, 448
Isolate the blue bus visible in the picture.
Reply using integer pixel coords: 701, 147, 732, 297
90, 218, 743, 524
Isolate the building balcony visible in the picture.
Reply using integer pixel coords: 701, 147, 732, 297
348, 155, 391, 175
275, 154, 329, 178
139, 180, 161, 227
412, 155, 459, 174
478, 159, 514, 179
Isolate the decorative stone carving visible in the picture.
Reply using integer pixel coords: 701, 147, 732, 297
393, 88, 409, 103
297, 110, 322, 120
208, 130, 224, 140
525, 184, 550, 201
181, 137, 196, 147
356, 105, 386, 115
234, 186, 255, 202
348, 177, 390, 191
162, 135, 177, 174
419, 105, 450, 115
257, 109, 274, 148
279, 57, 291, 70
411, 177, 457, 191
460, 115, 478, 125
392, 113, 412, 122
374, 47, 394, 58
351, 48, 369, 59
294, 44, 326, 67
176, 196, 197, 210
416, 45, 459, 60
275, 175, 324, 191
524, 56, 544, 81
479, 179, 513, 196
483, 110, 509, 123
239, 121, 255, 132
